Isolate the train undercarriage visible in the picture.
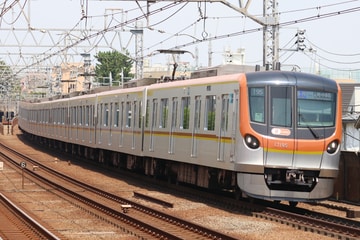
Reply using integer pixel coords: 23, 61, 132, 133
28, 133, 239, 195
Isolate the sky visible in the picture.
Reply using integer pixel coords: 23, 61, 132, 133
1, 0, 360, 79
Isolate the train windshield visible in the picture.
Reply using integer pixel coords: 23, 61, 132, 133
249, 86, 292, 127
297, 90, 336, 127
271, 87, 292, 127
249, 87, 336, 128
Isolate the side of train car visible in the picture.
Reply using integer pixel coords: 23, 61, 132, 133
18, 71, 342, 203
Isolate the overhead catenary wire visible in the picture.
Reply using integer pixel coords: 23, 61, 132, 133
146, 5, 360, 58
303, 51, 360, 71
6, 1, 360, 78
305, 34, 360, 57
9, 1, 184, 79
0, 0, 27, 26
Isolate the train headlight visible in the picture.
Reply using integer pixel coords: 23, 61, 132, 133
326, 140, 339, 154
244, 134, 260, 149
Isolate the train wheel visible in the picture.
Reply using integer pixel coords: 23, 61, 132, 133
289, 201, 298, 207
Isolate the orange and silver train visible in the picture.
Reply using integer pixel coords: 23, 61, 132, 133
18, 71, 342, 204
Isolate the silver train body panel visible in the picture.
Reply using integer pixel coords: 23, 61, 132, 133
18, 71, 342, 202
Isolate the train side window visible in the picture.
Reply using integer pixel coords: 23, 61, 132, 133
120, 102, 124, 129
145, 100, 150, 128
79, 106, 83, 126
171, 97, 178, 129
60, 108, 62, 125
85, 105, 89, 126
204, 95, 216, 131
52, 108, 56, 124
249, 87, 265, 123
71, 107, 77, 125
180, 97, 190, 129
138, 100, 142, 128
126, 101, 132, 128
98, 104, 102, 127
194, 96, 201, 130
133, 101, 137, 128
221, 95, 229, 132
151, 99, 158, 129
104, 103, 109, 127
57, 108, 60, 124
109, 103, 113, 127
61, 108, 64, 125
114, 103, 119, 127
160, 98, 169, 128
90, 105, 94, 127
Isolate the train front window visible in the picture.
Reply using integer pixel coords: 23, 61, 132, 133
297, 90, 335, 127
271, 86, 292, 127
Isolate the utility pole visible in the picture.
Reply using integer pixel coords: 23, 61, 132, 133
263, 0, 280, 70
130, 22, 144, 80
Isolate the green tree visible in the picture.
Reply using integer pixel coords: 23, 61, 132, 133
0, 60, 13, 88
94, 50, 133, 86
0, 60, 18, 96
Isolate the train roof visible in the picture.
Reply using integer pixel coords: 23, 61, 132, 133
246, 71, 339, 91
20, 71, 339, 104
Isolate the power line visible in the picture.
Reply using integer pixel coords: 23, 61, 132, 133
9, 1, 184, 79
305, 35, 360, 57
151, 5, 360, 57
6, 1, 360, 78
303, 51, 360, 71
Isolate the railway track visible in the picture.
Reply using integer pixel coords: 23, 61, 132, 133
167, 183, 360, 240
253, 203, 360, 240
1, 138, 360, 239
0, 193, 60, 240
0, 142, 238, 240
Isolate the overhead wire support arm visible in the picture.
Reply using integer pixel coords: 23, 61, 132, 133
121, 0, 268, 26
116, 0, 277, 69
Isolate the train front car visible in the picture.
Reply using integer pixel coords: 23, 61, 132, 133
236, 71, 342, 203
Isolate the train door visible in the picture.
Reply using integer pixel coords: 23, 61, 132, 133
65, 103, 70, 140
149, 98, 158, 152
132, 100, 137, 149
140, 87, 148, 153
265, 86, 295, 167
119, 101, 124, 147
230, 90, 239, 162
77, 105, 82, 141
125, 101, 132, 149
89, 104, 94, 144
109, 102, 113, 145
169, 97, 178, 154
98, 103, 103, 144
217, 94, 230, 161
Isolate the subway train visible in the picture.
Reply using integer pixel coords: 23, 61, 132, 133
18, 71, 342, 205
